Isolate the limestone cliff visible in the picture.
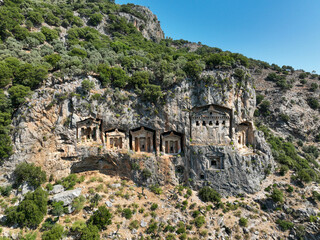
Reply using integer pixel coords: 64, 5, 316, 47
2, 68, 274, 196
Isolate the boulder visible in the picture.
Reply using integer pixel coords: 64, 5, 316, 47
51, 188, 82, 206
49, 185, 64, 194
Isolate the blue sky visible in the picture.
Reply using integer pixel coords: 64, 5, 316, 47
116, 0, 320, 73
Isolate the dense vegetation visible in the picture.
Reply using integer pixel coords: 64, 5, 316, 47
256, 123, 320, 184
0, 0, 286, 163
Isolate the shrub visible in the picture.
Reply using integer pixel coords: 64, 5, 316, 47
194, 216, 205, 228
129, 220, 139, 230
299, 72, 308, 79
239, 217, 248, 227
8, 85, 32, 107
286, 185, 294, 193
256, 94, 264, 105
0, 185, 12, 197
259, 100, 271, 116
141, 84, 163, 102
297, 169, 312, 183
97, 65, 128, 88
72, 195, 86, 213
88, 206, 112, 230
6, 188, 48, 228
310, 83, 318, 92
150, 184, 162, 195
129, 71, 149, 88
141, 168, 152, 179
122, 208, 133, 219
276, 219, 294, 231
69, 48, 87, 58
28, 11, 44, 25
0, 62, 13, 87
14, 63, 48, 89
51, 201, 64, 216
13, 162, 46, 188
307, 97, 319, 110
279, 165, 289, 176
271, 187, 284, 203
312, 191, 320, 201
81, 79, 95, 93
41, 27, 59, 42
44, 54, 61, 68
88, 13, 103, 26
80, 224, 100, 240
198, 186, 221, 203
279, 113, 289, 123
42, 224, 64, 240
183, 60, 204, 79
150, 203, 158, 211
145, 222, 158, 234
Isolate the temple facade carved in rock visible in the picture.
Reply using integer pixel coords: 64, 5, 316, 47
75, 104, 254, 156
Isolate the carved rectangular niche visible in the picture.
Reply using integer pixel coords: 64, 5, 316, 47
206, 153, 224, 170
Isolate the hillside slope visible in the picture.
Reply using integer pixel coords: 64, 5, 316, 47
0, 0, 319, 239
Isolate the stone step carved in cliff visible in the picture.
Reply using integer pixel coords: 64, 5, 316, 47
130, 126, 156, 153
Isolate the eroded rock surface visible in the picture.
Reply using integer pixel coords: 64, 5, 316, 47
1, 69, 274, 196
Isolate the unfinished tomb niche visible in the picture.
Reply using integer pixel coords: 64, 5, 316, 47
236, 122, 254, 147
76, 118, 102, 143
191, 104, 232, 145
161, 131, 183, 155
105, 129, 126, 150
130, 127, 155, 153
206, 153, 224, 170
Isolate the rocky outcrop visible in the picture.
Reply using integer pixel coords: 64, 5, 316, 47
118, 5, 164, 42
50, 188, 82, 206
1, 69, 274, 196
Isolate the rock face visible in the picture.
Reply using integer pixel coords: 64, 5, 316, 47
51, 188, 82, 206
1, 69, 274, 196
118, 5, 164, 42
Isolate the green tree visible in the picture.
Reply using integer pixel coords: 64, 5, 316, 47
142, 84, 163, 102
44, 54, 61, 68
6, 188, 48, 228
14, 64, 48, 89
307, 97, 319, 110
8, 85, 32, 108
13, 162, 46, 188
129, 71, 149, 88
68, 48, 87, 58
198, 186, 221, 203
88, 206, 112, 230
183, 61, 204, 79
41, 27, 59, 42
0, 62, 12, 87
80, 224, 100, 240
88, 13, 103, 26
28, 11, 44, 25
271, 187, 284, 203
42, 224, 64, 240
51, 201, 64, 216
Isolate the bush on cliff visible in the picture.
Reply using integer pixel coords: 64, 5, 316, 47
6, 188, 48, 228
88, 206, 112, 230
198, 186, 221, 203
13, 162, 47, 188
